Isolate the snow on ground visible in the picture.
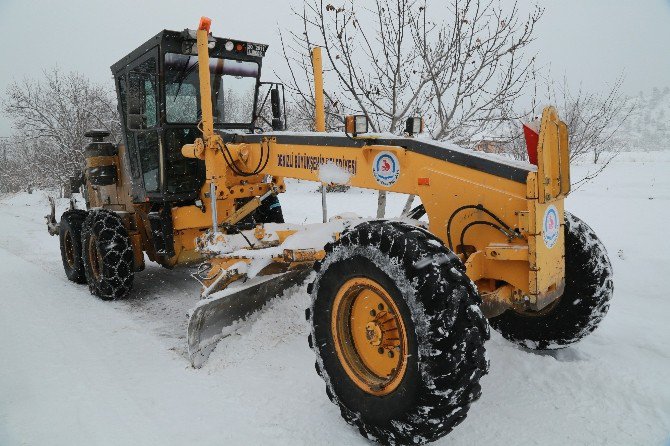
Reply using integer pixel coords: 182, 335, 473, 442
1, 152, 669, 445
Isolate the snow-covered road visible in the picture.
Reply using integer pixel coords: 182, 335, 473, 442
1, 152, 669, 445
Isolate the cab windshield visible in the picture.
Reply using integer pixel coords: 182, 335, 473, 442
164, 53, 258, 125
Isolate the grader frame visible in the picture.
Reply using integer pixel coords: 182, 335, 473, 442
175, 19, 571, 319
48, 16, 572, 365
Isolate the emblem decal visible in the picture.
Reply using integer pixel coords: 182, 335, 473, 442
372, 151, 400, 187
543, 205, 560, 249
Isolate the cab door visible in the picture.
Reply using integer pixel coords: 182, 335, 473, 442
125, 48, 162, 202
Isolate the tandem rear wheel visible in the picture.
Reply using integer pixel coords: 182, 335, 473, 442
59, 209, 89, 284
81, 209, 134, 300
307, 221, 489, 445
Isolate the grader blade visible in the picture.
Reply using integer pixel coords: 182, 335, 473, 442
187, 269, 311, 368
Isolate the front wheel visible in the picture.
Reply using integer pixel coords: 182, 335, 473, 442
307, 221, 489, 445
489, 212, 614, 349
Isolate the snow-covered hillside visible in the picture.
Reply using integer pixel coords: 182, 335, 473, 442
1, 153, 669, 446
623, 87, 670, 151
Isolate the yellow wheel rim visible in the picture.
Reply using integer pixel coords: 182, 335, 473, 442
64, 230, 76, 268
331, 277, 408, 396
88, 235, 103, 281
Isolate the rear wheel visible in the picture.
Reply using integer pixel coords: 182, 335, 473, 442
59, 209, 88, 284
307, 221, 489, 445
81, 209, 134, 300
489, 212, 614, 349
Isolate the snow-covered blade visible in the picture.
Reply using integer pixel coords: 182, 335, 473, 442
187, 269, 311, 368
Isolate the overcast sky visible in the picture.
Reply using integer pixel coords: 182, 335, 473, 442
1, 0, 669, 137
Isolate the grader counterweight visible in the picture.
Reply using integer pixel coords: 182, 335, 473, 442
48, 17, 613, 445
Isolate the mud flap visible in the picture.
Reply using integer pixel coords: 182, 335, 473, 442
187, 269, 311, 368
46, 196, 59, 236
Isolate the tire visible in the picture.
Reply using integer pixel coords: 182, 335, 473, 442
81, 209, 134, 300
59, 209, 88, 284
307, 221, 489, 445
254, 194, 284, 224
489, 212, 614, 349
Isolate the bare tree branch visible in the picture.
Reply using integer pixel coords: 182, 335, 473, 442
279, 0, 542, 144
1, 68, 120, 190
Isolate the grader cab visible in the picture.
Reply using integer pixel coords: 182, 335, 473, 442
109, 26, 283, 203
48, 17, 613, 446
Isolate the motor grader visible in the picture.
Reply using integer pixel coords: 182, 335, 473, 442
47, 17, 613, 445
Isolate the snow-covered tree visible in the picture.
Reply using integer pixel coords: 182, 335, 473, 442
1, 68, 119, 190
497, 75, 638, 188
281, 0, 542, 143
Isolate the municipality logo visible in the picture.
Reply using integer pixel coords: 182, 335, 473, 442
372, 152, 400, 187
543, 205, 560, 249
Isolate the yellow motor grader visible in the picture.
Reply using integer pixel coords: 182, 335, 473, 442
47, 17, 613, 445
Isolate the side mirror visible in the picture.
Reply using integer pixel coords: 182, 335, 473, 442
126, 73, 149, 130
127, 89, 142, 115
126, 87, 146, 130
270, 87, 284, 131
127, 114, 147, 130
